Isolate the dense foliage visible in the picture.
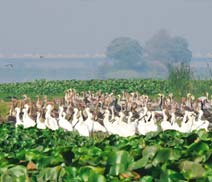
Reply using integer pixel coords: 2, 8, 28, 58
0, 79, 212, 101
0, 124, 212, 181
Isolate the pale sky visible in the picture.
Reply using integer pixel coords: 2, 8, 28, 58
0, 0, 211, 55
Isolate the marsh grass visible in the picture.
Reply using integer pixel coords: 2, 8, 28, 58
168, 63, 193, 98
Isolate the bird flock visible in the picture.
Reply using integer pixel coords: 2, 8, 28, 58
7, 90, 212, 137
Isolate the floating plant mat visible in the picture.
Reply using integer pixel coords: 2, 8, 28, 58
0, 124, 212, 181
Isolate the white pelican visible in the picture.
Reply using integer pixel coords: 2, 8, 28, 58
180, 111, 194, 133
45, 105, 59, 131
116, 112, 136, 137
22, 105, 36, 128
192, 110, 209, 131
36, 112, 46, 129
15, 107, 23, 127
58, 106, 73, 131
137, 107, 150, 135
74, 111, 90, 137
103, 110, 118, 135
160, 110, 172, 131
146, 111, 159, 133
170, 112, 180, 131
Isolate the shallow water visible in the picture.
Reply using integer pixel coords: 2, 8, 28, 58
0, 57, 212, 83
0, 58, 103, 83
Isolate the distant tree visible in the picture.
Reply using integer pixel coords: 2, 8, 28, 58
106, 37, 144, 68
145, 30, 192, 65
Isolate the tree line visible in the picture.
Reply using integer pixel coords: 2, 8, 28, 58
99, 29, 192, 79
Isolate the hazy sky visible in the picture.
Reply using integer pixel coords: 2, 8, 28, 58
0, 0, 211, 55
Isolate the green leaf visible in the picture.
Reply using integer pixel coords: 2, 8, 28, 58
79, 167, 106, 182
129, 157, 149, 170
37, 154, 64, 168
188, 142, 209, 156
179, 161, 206, 179
169, 149, 181, 161
0, 165, 28, 182
152, 148, 171, 166
106, 150, 133, 176
37, 166, 65, 182
65, 167, 77, 178
84, 166, 105, 174
140, 176, 153, 182
25, 150, 43, 161
127, 146, 158, 170
88, 171, 106, 182
108, 164, 127, 176
196, 130, 210, 141
8, 166, 27, 177
160, 168, 186, 182
107, 150, 132, 166
79, 167, 92, 181
142, 146, 158, 159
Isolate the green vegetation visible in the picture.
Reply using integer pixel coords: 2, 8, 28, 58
0, 79, 167, 100
0, 124, 212, 181
0, 79, 212, 101
168, 63, 193, 97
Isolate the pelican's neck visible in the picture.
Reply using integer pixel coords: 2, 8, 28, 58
59, 107, 63, 119
162, 110, 168, 122
198, 110, 203, 120
139, 107, 147, 119
171, 113, 176, 125
127, 113, 133, 123
103, 113, 110, 123
16, 111, 21, 122
115, 116, 120, 124
151, 112, 156, 123
146, 111, 152, 121
86, 109, 92, 120
111, 107, 115, 120
79, 116, 83, 123
73, 109, 78, 120
78, 111, 83, 123
119, 112, 125, 123
187, 114, 192, 123
62, 112, 66, 119
143, 107, 148, 114
183, 112, 188, 123
22, 109, 27, 118
45, 109, 51, 118
36, 113, 40, 122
